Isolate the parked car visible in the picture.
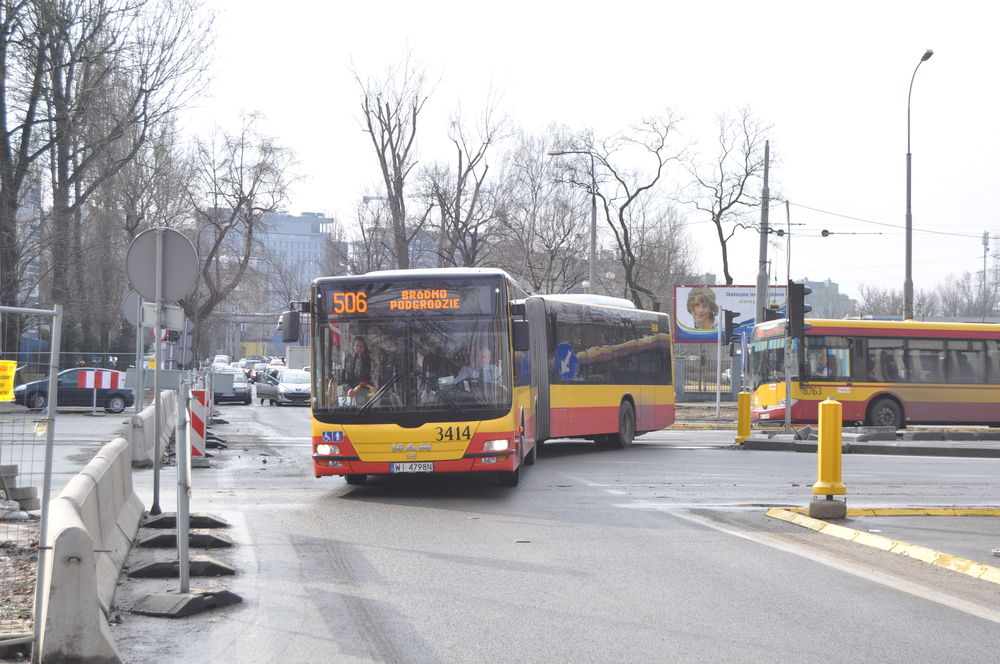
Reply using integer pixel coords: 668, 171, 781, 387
254, 368, 310, 406
12, 368, 134, 413
213, 370, 252, 405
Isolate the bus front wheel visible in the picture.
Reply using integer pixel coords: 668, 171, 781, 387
344, 474, 368, 485
867, 398, 903, 430
497, 443, 522, 487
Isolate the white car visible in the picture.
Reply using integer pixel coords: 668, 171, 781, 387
255, 368, 310, 406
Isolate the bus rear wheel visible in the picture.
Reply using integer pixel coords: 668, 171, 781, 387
867, 397, 903, 430
606, 401, 636, 449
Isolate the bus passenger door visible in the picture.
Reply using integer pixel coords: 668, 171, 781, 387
526, 298, 550, 442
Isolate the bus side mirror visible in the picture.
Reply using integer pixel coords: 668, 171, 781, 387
799, 361, 810, 380
512, 320, 529, 351
279, 311, 300, 343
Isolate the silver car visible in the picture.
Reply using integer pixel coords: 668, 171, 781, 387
255, 368, 310, 406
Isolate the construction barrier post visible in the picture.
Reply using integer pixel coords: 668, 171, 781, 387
735, 391, 751, 444
809, 398, 847, 518
189, 389, 207, 458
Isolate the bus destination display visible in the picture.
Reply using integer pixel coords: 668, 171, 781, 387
327, 288, 463, 315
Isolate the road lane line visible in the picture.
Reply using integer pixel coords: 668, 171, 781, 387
667, 507, 1000, 625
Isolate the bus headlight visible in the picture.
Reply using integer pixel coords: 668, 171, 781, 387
482, 439, 509, 452
316, 444, 339, 455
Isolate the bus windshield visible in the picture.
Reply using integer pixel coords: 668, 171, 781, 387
312, 277, 512, 425
747, 324, 798, 389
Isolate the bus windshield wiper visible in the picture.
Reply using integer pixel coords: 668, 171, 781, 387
357, 371, 412, 416
428, 380, 465, 415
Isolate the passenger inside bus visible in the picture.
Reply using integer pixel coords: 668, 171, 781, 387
344, 336, 373, 401
810, 351, 831, 377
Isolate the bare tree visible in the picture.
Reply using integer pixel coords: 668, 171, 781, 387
351, 198, 399, 274
634, 206, 699, 308
554, 113, 683, 308
490, 127, 588, 293
0, 1, 50, 351
180, 116, 294, 361
38, 0, 210, 350
680, 108, 771, 285
354, 55, 430, 269
319, 216, 351, 278
422, 100, 506, 267
858, 284, 937, 319
935, 272, 991, 319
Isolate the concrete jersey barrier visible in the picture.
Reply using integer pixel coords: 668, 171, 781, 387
128, 389, 177, 467
32, 390, 179, 661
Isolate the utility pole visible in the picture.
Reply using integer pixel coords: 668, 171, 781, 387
984, 231, 990, 322
755, 141, 771, 324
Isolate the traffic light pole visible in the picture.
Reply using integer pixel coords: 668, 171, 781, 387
784, 325, 793, 434
716, 322, 723, 419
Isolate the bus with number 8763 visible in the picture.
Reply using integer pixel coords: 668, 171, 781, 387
748, 317, 1000, 428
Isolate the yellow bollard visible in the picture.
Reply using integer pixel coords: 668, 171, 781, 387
735, 391, 751, 444
810, 398, 846, 518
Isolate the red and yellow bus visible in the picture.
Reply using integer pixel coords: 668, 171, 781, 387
282, 268, 675, 487
748, 318, 1000, 428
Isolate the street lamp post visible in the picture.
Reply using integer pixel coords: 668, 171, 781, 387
904, 48, 934, 320
548, 149, 597, 294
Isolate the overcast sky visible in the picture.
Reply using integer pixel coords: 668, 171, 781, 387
191, 0, 998, 300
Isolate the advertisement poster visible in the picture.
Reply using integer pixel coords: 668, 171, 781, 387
673, 285, 787, 343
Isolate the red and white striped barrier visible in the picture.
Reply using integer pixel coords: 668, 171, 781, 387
189, 389, 207, 457
77, 370, 125, 389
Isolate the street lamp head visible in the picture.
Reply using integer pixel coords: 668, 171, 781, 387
921, 49, 934, 62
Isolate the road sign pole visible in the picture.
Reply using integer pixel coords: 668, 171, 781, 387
135, 295, 144, 412
177, 380, 191, 593
152, 229, 163, 515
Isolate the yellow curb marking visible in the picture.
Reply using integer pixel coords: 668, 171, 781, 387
766, 507, 1000, 586
782, 507, 1000, 517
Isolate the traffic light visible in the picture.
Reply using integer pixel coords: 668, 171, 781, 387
166, 330, 181, 342
762, 305, 783, 322
788, 280, 812, 338
723, 309, 739, 343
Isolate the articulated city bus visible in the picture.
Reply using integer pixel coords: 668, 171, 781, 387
748, 318, 1000, 428
283, 268, 675, 486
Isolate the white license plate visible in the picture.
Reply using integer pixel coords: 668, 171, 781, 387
390, 462, 434, 473
760, 413, 770, 420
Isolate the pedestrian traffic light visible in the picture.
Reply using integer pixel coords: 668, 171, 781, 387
788, 280, 812, 338
723, 310, 739, 343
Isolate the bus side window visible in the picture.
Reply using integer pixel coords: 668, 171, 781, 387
989, 341, 1000, 384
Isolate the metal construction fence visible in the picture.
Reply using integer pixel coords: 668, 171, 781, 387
1, 304, 63, 660
674, 350, 741, 402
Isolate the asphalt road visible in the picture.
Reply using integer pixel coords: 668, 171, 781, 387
105, 401, 1000, 663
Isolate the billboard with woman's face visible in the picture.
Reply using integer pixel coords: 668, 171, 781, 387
673, 285, 787, 343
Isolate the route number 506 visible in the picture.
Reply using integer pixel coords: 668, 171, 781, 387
332, 291, 367, 314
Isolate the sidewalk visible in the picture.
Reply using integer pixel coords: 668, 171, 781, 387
742, 428, 1000, 458
673, 401, 1000, 458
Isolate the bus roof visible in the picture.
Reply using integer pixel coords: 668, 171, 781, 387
751, 317, 1000, 340
537, 293, 637, 309
358, 267, 512, 280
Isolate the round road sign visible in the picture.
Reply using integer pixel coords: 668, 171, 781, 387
126, 227, 199, 302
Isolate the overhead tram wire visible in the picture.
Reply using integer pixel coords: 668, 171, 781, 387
786, 201, 991, 239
